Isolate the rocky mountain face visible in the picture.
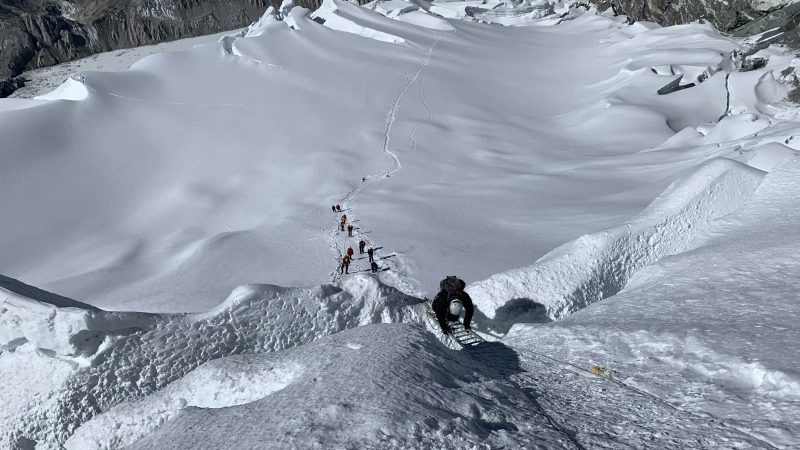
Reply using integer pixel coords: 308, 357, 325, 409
0, 0, 269, 96
4, 0, 800, 97
594, 0, 800, 49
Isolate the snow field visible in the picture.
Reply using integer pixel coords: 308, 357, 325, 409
2, 0, 788, 314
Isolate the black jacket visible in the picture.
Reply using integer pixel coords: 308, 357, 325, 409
432, 290, 474, 331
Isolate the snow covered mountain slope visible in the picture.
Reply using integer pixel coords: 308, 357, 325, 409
2, 0, 800, 447
506, 156, 800, 447
0, 0, 774, 312
9, 32, 235, 100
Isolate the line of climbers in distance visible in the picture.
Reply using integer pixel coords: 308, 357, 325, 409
332, 203, 380, 274
331, 205, 475, 336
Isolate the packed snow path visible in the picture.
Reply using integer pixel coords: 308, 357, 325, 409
328, 31, 441, 292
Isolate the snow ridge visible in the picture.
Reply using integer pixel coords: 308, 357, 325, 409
5, 276, 426, 449
468, 157, 766, 323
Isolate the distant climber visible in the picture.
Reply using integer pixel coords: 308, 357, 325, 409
432, 276, 474, 335
367, 247, 374, 263
340, 254, 351, 274
336, 204, 342, 212
346, 246, 354, 258
331, 205, 336, 213
371, 261, 379, 273
348, 224, 354, 237
359, 240, 366, 254
340, 215, 347, 231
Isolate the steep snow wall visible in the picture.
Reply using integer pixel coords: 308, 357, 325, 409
0, 274, 156, 358
468, 157, 766, 323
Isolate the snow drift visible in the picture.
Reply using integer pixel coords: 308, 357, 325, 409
467, 157, 765, 324
1, 275, 426, 449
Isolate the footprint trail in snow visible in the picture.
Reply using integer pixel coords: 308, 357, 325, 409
329, 33, 441, 295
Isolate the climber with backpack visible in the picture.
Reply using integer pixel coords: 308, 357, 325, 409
432, 276, 475, 335
340, 254, 351, 274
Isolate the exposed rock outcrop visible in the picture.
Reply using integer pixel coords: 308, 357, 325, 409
0, 0, 269, 97
594, 0, 800, 49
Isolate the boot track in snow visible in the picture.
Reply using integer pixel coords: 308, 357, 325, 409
329, 33, 441, 292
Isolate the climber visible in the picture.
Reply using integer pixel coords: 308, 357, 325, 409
359, 240, 366, 254
367, 247, 375, 263
340, 254, 351, 274
432, 276, 475, 335
348, 224, 354, 237
340, 214, 347, 231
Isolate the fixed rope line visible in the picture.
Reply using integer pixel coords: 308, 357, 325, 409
512, 346, 779, 449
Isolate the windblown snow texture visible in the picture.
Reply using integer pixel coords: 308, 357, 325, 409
1, 0, 799, 447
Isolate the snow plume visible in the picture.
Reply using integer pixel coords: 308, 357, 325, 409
2, 275, 426, 449
468, 157, 766, 324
